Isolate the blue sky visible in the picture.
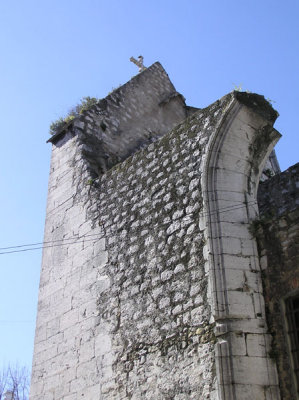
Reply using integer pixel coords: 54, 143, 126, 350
0, 0, 298, 371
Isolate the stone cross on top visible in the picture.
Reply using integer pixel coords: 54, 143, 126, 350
130, 55, 146, 72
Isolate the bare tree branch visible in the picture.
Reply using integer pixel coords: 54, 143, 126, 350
0, 366, 9, 400
0, 364, 30, 400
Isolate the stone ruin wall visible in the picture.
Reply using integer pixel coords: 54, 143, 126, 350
31, 98, 228, 400
257, 163, 299, 399
94, 107, 222, 398
31, 63, 220, 399
30, 62, 289, 400
48, 62, 191, 176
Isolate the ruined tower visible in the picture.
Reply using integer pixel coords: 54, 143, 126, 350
30, 63, 299, 399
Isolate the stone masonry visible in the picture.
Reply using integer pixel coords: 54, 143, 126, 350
257, 163, 299, 399
30, 62, 297, 399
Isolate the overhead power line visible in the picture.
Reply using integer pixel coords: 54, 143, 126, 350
0, 237, 101, 255
0, 320, 33, 324
0, 200, 258, 256
0, 233, 103, 251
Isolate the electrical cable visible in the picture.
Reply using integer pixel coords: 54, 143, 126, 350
0, 320, 33, 324
0, 200, 258, 256
0, 233, 104, 251
0, 237, 100, 255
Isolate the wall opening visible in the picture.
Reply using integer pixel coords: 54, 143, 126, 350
285, 294, 299, 396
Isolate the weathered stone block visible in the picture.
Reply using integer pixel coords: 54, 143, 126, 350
232, 355, 278, 385
227, 291, 255, 318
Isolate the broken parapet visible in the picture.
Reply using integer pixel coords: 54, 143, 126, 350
48, 62, 196, 176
